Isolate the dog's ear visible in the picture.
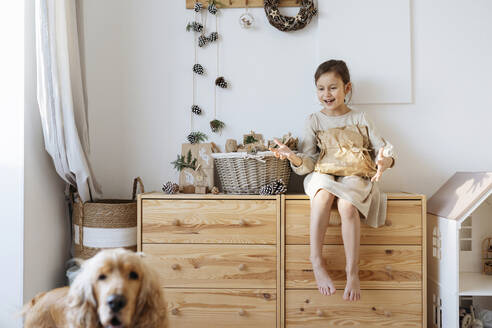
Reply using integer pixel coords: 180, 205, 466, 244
133, 257, 166, 328
66, 260, 99, 327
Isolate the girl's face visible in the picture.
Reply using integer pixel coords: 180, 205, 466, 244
316, 72, 352, 111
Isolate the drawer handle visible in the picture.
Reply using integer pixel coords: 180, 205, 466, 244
172, 219, 180, 226
385, 249, 393, 255
238, 263, 246, 271
316, 309, 324, 317
239, 219, 247, 227
171, 308, 179, 315
385, 220, 393, 226
263, 293, 271, 300
238, 309, 246, 316
171, 264, 181, 270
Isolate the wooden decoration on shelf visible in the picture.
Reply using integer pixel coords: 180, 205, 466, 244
482, 236, 492, 275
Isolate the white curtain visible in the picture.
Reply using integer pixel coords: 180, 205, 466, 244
35, 0, 101, 202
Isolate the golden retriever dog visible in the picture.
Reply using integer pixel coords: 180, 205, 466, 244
23, 248, 166, 328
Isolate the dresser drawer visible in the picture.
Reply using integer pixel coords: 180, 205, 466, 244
166, 288, 277, 328
285, 200, 422, 245
143, 244, 277, 288
142, 199, 277, 244
285, 245, 421, 289
285, 289, 422, 327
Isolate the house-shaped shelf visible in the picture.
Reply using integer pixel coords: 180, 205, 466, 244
427, 172, 492, 328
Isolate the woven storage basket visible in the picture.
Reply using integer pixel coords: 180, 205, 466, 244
72, 177, 144, 259
211, 151, 291, 194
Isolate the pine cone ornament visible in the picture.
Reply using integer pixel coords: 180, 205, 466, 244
208, 32, 219, 42
187, 133, 197, 144
193, 63, 204, 75
198, 34, 209, 47
194, 2, 203, 12
186, 21, 203, 33
208, 2, 217, 15
215, 76, 228, 88
259, 183, 274, 195
191, 105, 202, 115
162, 181, 179, 194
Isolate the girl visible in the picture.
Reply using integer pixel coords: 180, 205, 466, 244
270, 60, 395, 301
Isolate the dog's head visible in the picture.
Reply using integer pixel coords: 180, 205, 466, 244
67, 248, 165, 328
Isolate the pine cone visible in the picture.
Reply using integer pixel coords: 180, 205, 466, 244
194, 2, 203, 12
272, 179, 287, 194
187, 21, 203, 33
162, 181, 179, 194
193, 63, 204, 75
208, 32, 219, 42
187, 133, 198, 144
259, 183, 274, 195
215, 76, 228, 88
198, 35, 209, 47
191, 105, 202, 115
208, 3, 217, 15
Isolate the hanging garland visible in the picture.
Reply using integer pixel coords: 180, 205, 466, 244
264, 0, 317, 32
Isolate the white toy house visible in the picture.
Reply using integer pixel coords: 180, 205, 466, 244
427, 172, 492, 328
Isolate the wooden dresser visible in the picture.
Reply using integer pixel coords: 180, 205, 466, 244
138, 193, 426, 328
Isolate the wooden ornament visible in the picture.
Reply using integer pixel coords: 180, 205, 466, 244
225, 139, 238, 152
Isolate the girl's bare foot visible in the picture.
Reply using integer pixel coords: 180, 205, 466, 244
311, 258, 336, 296
343, 273, 361, 301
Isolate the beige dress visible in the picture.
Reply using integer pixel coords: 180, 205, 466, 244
291, 110, 395, 228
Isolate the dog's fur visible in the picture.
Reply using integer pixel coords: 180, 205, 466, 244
23, 248, 166, 328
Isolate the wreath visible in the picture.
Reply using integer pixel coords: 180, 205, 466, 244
264, 0, 318, 32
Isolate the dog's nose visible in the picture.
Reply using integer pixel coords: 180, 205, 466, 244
107, 294, 127, 312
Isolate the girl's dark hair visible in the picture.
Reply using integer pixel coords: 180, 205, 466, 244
314, 59, 352, 103
314, 60, 351, 85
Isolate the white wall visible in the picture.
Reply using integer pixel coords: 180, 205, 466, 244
0, 1, 69, 325
23, 0, 71, 304
0, 1, 25, 326
79, 0, 492, 199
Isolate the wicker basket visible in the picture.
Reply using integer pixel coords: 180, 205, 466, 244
72, 177, 144, 259
211, 151, 291, 194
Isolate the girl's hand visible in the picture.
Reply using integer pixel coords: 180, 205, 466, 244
269, 139, 294, 160
371, 148, 394, 182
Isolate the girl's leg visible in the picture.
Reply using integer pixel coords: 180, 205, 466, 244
310, 189, 336, 296
337, 198, 361, 301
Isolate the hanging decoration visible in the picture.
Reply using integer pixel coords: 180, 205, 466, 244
264, 0, 318, 32
210, 0, 227, 134
186, 2, 208, 142
239, 0, 255, 29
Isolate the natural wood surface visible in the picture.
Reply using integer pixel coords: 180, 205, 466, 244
186, 0, 301, 9
285, 245, 422, 289
140, 192, 277, 199
166, 288, 277, 328
285, 200, 422, 245
143, 244, 276, 288
285, 289, 422, 327
142, 199, 276, 244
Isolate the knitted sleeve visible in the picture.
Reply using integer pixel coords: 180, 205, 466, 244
291, 114, 319, 175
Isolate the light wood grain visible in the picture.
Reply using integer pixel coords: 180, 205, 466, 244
143, 244, 276, 288
140, 192, 277, 200
186, 0, 301, 9
285, 193, 425, 201
276, 195, 281, 328
285, 289, 422, 327
166, 288, 277, 328
137, 194, 142, 252
285, 200, 422, 245
421, 195, 427, 328
285, 245, 421, 289
142, 199, 276, 244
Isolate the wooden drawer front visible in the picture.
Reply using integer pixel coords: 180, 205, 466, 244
142, 199, 276, 244
166, 289, 276, 328
285, 200, 422, 245
286, 245, 422, 289
286, 289, 422, 327
143, 244, 276, 288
